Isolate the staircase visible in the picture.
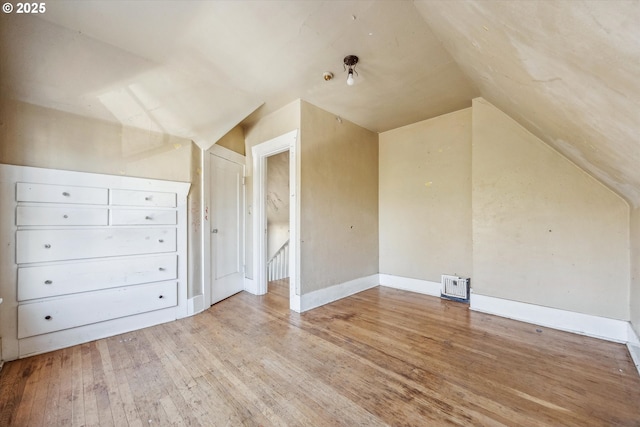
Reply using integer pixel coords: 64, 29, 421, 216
267, 239, 289, 281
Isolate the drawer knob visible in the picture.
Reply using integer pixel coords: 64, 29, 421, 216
44, 280, 53, 285
158, 239, 164, 243
158, 267, 166, 271
145, 216, 152, 220
44, 315, 52, 320
62, 192, 70, 197
158, 295, 164, 299
63, 214, 68, 219
44, 244, 51, 249
145, 196, 151, 201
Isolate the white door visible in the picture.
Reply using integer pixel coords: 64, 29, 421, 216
211, 153, 245, 304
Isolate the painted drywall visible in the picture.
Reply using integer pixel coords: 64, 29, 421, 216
243, 99, 301, 279
0, 99, 192, 182
267, 151, 290, 260
415, 1, 640, 207
188, 146, 203, 299
216, 126, 245, 156
0, 11, 262, 151
299, 101, 378, 293
472, 98, 629, 320
631, 208, 640, 335
379, 108, 472, 283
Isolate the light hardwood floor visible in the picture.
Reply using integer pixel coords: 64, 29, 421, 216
1, 280, 639, 426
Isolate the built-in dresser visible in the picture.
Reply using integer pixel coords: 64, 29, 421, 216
0, 164, 190, 361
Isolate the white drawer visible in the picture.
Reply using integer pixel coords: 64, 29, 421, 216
18, 281, 177, 338
111, 209, 177, 225
16, 228, 176, 264
17, 182, 108, 205
17, 254, 177, 301
17, 206, 109, 226
111, 189, 176, 208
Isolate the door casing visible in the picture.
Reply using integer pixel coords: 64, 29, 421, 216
251, 129, 300, 312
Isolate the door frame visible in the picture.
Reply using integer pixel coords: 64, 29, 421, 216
251, 129, 300, 312
203, 144, 246, 308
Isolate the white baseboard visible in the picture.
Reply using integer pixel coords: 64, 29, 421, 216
628, 323, 640, 345
379, 274, 441, 296
627, 325, 640, 376
300, 274, 379, 312
188, 294, 205, 315
471, 293, 629, 343
244, 277, 258, 295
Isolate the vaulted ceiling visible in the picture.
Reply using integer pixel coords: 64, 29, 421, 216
1, 1, 638, 205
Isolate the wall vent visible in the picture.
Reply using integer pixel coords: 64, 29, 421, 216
441, 275, 470, 303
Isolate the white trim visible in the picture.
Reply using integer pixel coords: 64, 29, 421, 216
299, 275, 379, 312
244, 277, 257, 294
188, 294, 205, 315
628, 325, 640, 376
203, 145, 246, 308
251, 130, 299, 311
471, 293, 629, 343
628, 323, 640, 345
210, 144, 246, 164
379, 274, 441, 296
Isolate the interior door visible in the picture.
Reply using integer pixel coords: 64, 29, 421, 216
211, 153, 245, 305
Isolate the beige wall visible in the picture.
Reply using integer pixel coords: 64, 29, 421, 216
0, 99, 192, 182
216, 125, 245, 156
631, 208, 640, 335
299, 101, 378, 293
472, 98, 629, 320
267, 151, 290, 260
243, 100, 301, 279
379, 108, 472, 283
188, 146, 203, 299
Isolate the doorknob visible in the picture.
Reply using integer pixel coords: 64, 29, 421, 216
212, 229, 218, 233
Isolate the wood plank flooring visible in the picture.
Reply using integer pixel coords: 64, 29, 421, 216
1, 280, 639, 426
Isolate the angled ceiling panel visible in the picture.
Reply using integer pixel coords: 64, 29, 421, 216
414, 0, 640, 205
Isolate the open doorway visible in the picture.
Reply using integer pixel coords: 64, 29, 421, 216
266, 151, 290, 293
251, 129, 300, 311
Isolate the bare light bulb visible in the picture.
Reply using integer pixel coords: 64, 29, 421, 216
346, 69, 355, 86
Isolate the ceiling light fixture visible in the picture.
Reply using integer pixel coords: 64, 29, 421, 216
343, 55, 359, 86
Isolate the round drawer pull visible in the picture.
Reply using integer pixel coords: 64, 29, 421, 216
44, 280, 53, 285
158, 295, 164, 299
145, 216, 152, 220
44, 244, 51, 249
158, 267, 166, 271
44, 315, 52, 321
62, 192, 70, 197
158, 239, 164, 243
63, 214, 69, 219
145, 196, 151, 201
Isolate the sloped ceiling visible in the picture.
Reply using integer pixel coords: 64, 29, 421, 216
414, 0, 640, 206
1, 1, 638, 205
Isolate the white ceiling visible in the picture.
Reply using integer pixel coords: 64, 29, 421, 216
1, 1, 639, 205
